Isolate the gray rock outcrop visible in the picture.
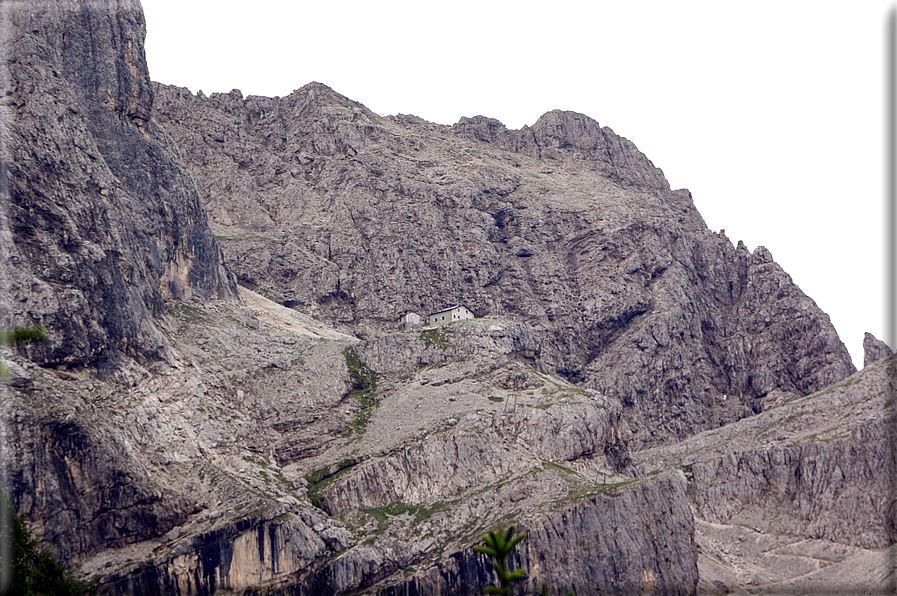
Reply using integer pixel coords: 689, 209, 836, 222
863, 332, 893, 367
371, 473, 699, 596
1, 0, 237, 371
7, 400, 194, 563
0, 0, 239, 581
633, 351, 897, 575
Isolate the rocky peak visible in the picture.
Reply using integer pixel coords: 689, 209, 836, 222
288, 81, 359, 106
531, 109, 605, 151
451, 115, 510, 144
863, 332, 893, 367
452, 108, 671, 193
56, 0, 154, 125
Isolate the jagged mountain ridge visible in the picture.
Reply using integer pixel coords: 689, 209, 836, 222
152, 82, 855, 447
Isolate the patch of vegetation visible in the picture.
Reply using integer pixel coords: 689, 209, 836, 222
420, 327, 450, 351
542, 460, 577, 475
165, 301, 209, 327
474, 526, 527, 596
360, 499, 449, 535
487, 395, 504, 403
362, 501, 418, 526
305, 458, 359, 511
0, 327, 47, 344
787, 430, 850, 449
0, 326, 47, 378
242, 454, 269, 468
343, 348, 378, 436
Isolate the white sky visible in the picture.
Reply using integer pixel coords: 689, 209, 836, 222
142, 0, 895, 369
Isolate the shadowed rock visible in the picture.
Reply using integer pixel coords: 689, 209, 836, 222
1, 0, 237, 370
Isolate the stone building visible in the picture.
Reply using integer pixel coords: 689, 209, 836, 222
398, 312, 422, 332
426, 305, 474, 326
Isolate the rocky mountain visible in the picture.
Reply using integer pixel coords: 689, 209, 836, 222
151, 82, 855, 448
1, 1, 892, 595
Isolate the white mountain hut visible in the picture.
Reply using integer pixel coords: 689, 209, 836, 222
425, 305, 474, 326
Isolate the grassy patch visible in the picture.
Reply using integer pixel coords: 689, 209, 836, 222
542, 460, 577, 475
305, 458, 359, 511
343, 348, 378, 436
165, 301, 208, 327
242, 454, 269, 468
487, 395, 504, 403
360, 500, 449, 535
420, 327, 450, 351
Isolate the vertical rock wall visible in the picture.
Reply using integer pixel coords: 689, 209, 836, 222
0, 0, 237, 369
373, 473, 698, 596
6, 402, 193, 563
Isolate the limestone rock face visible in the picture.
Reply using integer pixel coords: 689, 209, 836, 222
370, 474, 699, 596
3, 299, 700, 595
153, 82, 855, 446
863, 332, 893, 367
0, 0, 236, 370
691, 423, 892, 549
97, 513, 341, 595
6, 398, 194, 563
633, 352, 897, 583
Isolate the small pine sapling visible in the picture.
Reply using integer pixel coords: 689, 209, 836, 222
474, 525, 527, 596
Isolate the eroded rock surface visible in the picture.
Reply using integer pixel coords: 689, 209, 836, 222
633, 353, 897, 592
153, 82, 855, 447
1, 0, 236, 371
864, 332, 894, 367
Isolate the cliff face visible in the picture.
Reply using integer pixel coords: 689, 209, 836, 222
6, 393, 195, 563
632, 353, 897, 593
0, 0, 238, 581
359, 474, 699, 596
152, 83, 855, 447
7, 299, 887, 596
3, 305, 702, 596
0, 0, 236, 371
